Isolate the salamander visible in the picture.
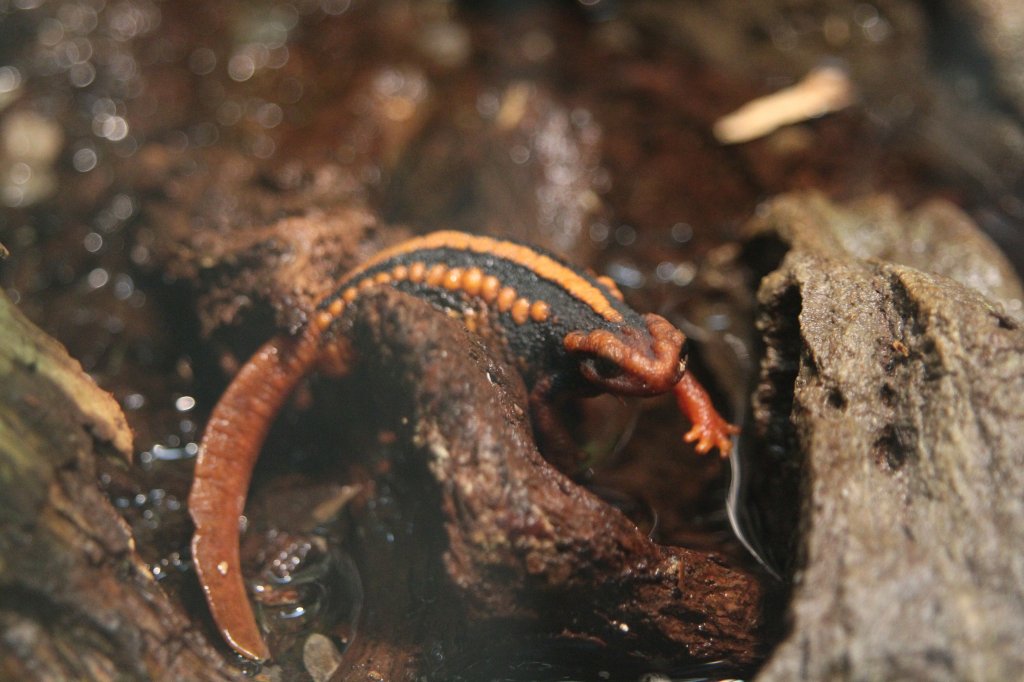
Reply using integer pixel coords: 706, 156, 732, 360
188, 230, 739, 662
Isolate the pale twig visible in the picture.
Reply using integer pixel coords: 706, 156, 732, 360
714, 65, 856, 145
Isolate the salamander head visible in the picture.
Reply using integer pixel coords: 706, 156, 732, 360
563, 313, 686, 396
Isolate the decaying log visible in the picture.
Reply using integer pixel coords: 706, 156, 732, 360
0, 292, 240, 681
744, 193, 1024, 680
320, 288, 767, 679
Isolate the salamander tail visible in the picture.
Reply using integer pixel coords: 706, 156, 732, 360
189, 326, 323, 661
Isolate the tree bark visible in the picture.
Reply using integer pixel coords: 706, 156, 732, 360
0, 292, 240, 681
328, 288, 767, 679
744, 193, 1024, 681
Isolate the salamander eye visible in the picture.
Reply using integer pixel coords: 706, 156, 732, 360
582, 356, 623, 380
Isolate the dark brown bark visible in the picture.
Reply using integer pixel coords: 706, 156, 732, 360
327, 288, 766, 679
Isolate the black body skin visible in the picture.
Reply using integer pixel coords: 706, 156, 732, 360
317, 245, 663, 394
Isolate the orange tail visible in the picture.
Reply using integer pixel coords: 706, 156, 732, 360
189, 327, 322, 661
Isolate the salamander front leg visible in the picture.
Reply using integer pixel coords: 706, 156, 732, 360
528, 376, 591, 472
673, 371, 739, 457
